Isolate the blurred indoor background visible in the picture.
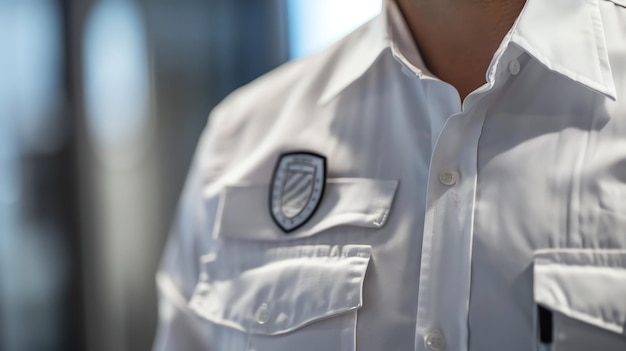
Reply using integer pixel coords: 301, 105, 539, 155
0, 0, 381, 350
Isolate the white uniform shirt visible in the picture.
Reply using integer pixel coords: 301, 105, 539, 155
153, 0, 626, 350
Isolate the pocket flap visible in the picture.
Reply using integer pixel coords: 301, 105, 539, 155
212, 178, 398, 241
188, 245, 371, 336
533, 249, 626, 334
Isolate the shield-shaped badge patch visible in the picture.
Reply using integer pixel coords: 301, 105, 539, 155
270, 152, 326, 233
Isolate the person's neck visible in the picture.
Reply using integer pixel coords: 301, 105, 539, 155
395, 0, 526, 102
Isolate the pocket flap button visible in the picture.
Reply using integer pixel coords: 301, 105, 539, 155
255, 303, 272, 325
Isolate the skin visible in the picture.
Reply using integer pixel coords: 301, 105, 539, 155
395, 0, 527, 101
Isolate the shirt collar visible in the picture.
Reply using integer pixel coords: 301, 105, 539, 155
319, 0, 617, 105
316, 3, 386, 104
319, 0, 427, 104
510, 0, 617, 100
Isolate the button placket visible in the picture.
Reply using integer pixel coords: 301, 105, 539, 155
416, 94, 494, 351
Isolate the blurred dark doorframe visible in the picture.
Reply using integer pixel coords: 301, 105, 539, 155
0, 0, 85, 350
66, 1, 290, 351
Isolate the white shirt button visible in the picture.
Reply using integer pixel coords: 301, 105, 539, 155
438, 170, 458, 186
508, 59, 521, 75
255, 303, 271, 325
424, 330, 446, 351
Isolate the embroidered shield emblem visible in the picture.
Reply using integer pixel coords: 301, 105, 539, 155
270, 152, 326, 233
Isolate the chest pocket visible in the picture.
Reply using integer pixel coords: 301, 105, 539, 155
189, 178, 397, 351
189, 245, 371, 351
534, 249, 626, 351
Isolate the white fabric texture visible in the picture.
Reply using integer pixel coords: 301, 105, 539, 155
153, 0, 626, 350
